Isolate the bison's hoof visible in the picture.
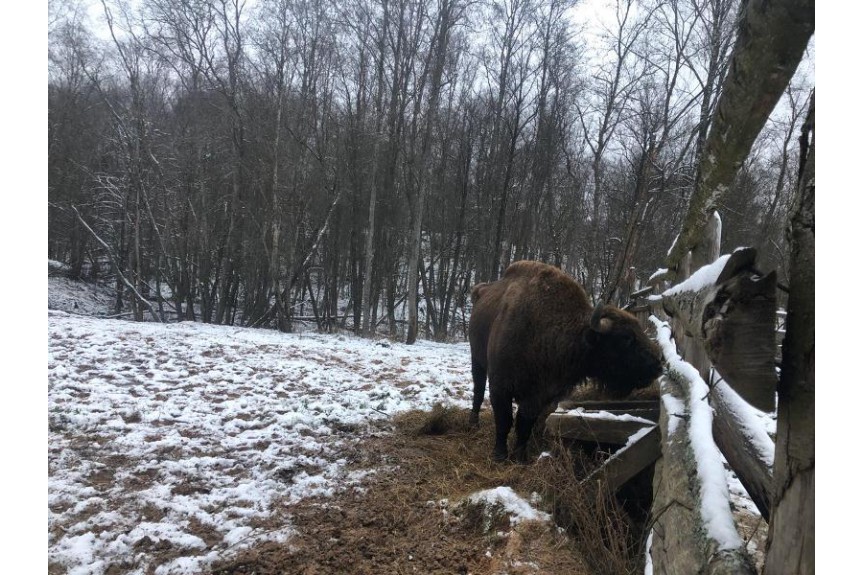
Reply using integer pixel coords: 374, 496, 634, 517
468, 412, 480, 429
492, 449, 508, 463
511, 449, 529, 465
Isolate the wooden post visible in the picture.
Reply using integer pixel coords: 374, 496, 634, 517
659, 248, 777, 412
544, 411, 653, 445
682, 212, 721, 380
763, 91, 814, 575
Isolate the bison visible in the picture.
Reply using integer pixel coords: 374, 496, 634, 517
468, 260, 663, 462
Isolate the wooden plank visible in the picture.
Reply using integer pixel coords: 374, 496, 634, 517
555, 401, 660, 423
582, 425, 660, 492
557, 399, 659, 412
711, 381, 774, 521
544, 412, 652, 444
555, 407, 659, 423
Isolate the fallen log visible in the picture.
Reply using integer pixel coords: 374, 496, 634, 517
711, 378, 775, 521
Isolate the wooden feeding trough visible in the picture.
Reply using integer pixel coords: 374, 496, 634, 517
545, 399, 661, 493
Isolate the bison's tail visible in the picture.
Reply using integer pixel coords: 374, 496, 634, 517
471, 283, 489, 303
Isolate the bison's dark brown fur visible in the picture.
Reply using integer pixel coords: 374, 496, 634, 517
468, 261, 663, 462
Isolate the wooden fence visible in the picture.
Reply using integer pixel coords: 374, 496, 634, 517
546, 213, 797, 573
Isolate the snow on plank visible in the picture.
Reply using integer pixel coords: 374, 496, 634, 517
545, 408, 654, 445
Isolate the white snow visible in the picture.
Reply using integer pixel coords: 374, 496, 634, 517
465, 486, 551, 525
662, 253, 731, 297
712, 377, 775, 469
660, 387, 686, 437
644, 529, 654, 575
622, 425, 654, 449
648, 268, 668, 284
649, 317, 744, 551
595, 425, 655, 474
660, 246, 750, 300
667, 234, 679, 257
557, 407, 654, 426
710, 212, 723, 245
48, 276, 116, 317
48, 305, 474, 574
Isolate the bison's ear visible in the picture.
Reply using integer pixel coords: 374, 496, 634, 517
590, 304, 613, 334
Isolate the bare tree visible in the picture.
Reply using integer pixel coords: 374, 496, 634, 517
575, 0, 649, 298
405, 0, 462, 344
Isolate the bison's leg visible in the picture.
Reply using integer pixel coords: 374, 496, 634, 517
512, 409, 538, 464
490, 389, 513, 462
469, 359, 487, 428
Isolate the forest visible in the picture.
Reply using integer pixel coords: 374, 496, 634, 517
48, 0, 813, 342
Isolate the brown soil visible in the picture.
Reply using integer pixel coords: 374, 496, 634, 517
210, 406, 639, 575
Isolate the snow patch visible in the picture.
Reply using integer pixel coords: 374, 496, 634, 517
644, 529, 654, 575
466, 486, 551, 525
660, 386, 686, 437
648, 267, 668, 284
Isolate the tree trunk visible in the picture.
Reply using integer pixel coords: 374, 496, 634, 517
665, 0, 814, 274
406, 0, 457, 344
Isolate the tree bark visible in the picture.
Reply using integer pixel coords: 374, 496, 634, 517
660, 248, 778, 412
665, 0, 814, 275
763, 91, 814, 575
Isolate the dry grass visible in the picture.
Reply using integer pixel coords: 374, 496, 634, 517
213, 405, 647, 575
399, 405, 648, 575
521, 439, 646, 575
564, 379, 660, 402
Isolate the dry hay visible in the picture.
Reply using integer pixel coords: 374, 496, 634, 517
212, 406, 646, 575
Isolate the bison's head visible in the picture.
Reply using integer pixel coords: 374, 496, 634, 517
585, 303, 663, 397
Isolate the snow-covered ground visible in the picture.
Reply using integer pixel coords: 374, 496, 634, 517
48, 262, 117, 318
48, 306, 474, 575
48, 270, 773, 574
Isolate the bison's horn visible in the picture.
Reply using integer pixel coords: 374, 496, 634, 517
590, 302, 610, 332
